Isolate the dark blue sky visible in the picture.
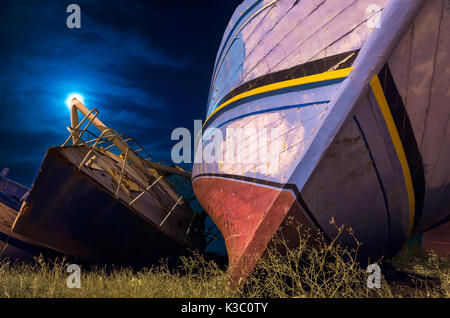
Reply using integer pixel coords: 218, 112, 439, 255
0, 0, 240, 186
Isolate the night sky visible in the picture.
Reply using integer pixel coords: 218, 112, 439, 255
0, 0, 241, 186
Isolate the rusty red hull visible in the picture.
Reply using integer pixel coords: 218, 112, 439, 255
193, 176, 318, 284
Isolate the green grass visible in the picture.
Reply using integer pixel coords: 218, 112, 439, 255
0, 229, 448, 298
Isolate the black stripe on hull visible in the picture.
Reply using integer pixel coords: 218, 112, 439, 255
192, 173, 330, 242
353, 115, 393, 254
210, 50, 359, 114
377, 64, 426, 234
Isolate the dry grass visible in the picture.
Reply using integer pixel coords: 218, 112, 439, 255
241, 225, 449, 298
0, 255, 231, 298
0, 227, 447, 298
388, 243, 449, 298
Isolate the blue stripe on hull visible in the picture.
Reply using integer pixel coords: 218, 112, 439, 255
215, 100, 330, 129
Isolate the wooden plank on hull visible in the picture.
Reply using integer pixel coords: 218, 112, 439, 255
402, 0, 443, 146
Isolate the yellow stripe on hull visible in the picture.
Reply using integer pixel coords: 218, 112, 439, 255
370, 75, 415, 238
205, 67, 354, 126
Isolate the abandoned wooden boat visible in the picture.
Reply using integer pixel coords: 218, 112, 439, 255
192, 0, 450, 284
12, 99, 206, 265
0, 169, 61, 260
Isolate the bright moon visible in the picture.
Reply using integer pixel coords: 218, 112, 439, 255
65, 93, 84, 109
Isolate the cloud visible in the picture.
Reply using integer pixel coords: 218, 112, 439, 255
0, 1, 181, 185
0, 0, 240, 185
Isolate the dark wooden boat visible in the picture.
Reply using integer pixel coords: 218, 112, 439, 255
12, 99, 206, 265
